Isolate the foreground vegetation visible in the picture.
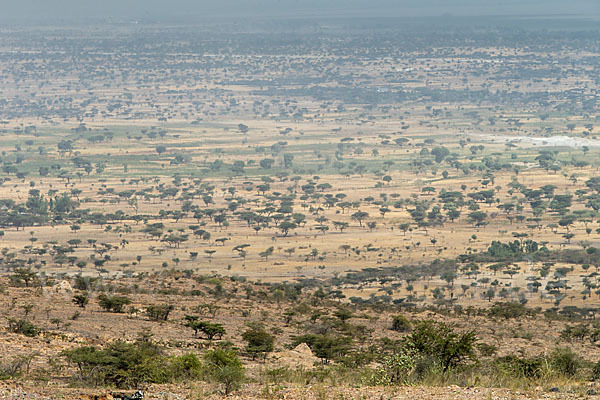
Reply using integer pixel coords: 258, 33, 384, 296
3, 271, 600, 397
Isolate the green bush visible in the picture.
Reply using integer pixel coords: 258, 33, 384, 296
146, 304, 174, 321
98, 294, 131, 313
0, 353, 37, 380
368, 346, 419, 385
494, 355, 545, 379
488, 302, 529, 319
72, 293, 89, 308
242, 323, 275, 360
477, 342, 498, 357
61, 338, 203, 388
9, 268, 38, 287
292, 334, 352, 364
560, 324, 590, 342
405, 320, 478, 372
185, 317, 225, 340
412, 354, 444, 381
204, 348, 245, 395
73, 276, 99, 291
7, 319, 40, 337
494, 348, 581, 381
391, 315, 411, 332
549, 347, 580, 377
591, 360, 600, 381
167, 353, 203, 381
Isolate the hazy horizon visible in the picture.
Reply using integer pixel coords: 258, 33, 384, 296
3, 0, 600, 23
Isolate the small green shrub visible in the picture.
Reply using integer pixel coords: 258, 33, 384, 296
391, 315, 411, 332
488, 302, 529, 319
494, 347, 581, 381
292, 334, 352, 364
98, 294, 131, 313
73, 276, 99, 291
146, 304, 174, 321
412, 355, 444, 381
167, 353, 203, 381
7, 319, 40, 337
549, 347, 580, 377
242, 323, 275, 360
204, 348, 245, 395
0, 353, 37, 380
591, 360, 600, 381
367, 346, 419, 385
560, 324, 590, 342
185, 317, 226, 340
61, 337, 203, 388
494, 355, 545, 379
72, 293, 89, 308
406, 320, 478, 372
477, 342, 498, 357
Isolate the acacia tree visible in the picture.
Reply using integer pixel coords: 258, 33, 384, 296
259, 247, 274, 261
12, 268, 37, 287
242, 323, 275, 361
467, 211, 488, 227
351, 211, 369, 227
333, 221, 349, 232
278, 221, 297, 236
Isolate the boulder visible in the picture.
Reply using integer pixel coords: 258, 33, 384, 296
51, 280, 73, 294
270, 342, 319, 369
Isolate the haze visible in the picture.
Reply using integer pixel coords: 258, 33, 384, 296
4, 0, 600, 22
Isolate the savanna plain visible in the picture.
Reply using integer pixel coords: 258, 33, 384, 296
2, 16, 600, 399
